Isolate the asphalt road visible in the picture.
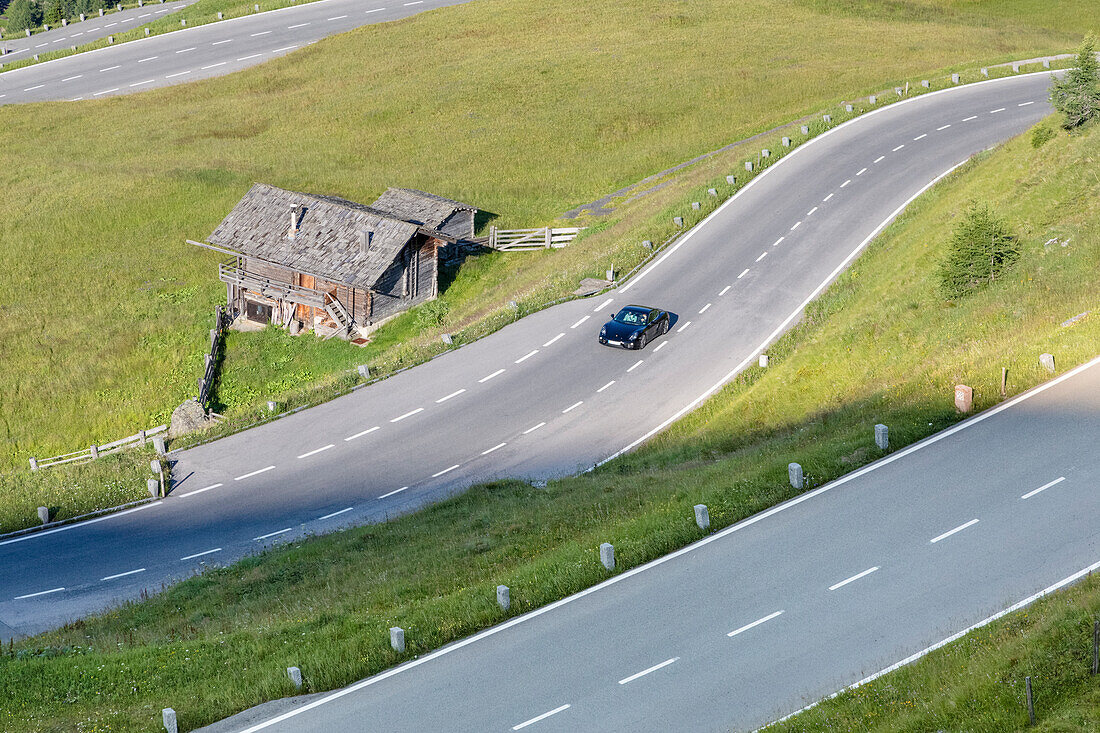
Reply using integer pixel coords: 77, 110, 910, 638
0, 72, 1060, 644
206, 355, 1100, 732
0, 0, 472, 104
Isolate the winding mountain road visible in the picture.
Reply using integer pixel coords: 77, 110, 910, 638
0, 72, 1061, 649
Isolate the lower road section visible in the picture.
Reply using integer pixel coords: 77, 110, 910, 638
212, 357, 1100, 732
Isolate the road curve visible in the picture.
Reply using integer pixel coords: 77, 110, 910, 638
0, 0, 472, 105
0, 72, 1057, 643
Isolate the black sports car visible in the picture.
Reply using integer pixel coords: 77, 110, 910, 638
598, 305, 670, 350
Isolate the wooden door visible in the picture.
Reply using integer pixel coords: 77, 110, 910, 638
297, 273, 316, 321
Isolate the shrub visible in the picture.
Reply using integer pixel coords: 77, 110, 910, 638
6, 0, 43, 31
937, 202, 1019, 299
1050, 36, 1099, 130
1030, 122, 1055, 148
414, 298, 451, 328
43, 0, 61, 26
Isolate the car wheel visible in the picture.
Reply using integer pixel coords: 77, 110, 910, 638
637, 333, 647, 350
660, 320, 668, 336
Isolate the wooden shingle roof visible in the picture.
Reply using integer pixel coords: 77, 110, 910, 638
370, 187, 476, 230
208, 183, 421, 290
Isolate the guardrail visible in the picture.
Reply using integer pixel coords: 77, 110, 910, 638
30, 424, 167, 470
488, 226, 586, 251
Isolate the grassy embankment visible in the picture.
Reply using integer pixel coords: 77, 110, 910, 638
2, 107, 1097, 731
1, 0, 1097, 528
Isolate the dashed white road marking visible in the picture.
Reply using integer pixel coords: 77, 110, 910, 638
478, 369, 505, 383
435, 388, 465, 403
297, 444, 334, 459
181, 548, 222, 561
100, 64, 121, 72
962, 115, 977, 121
699, 303, 712, 314
1018, 101, 1035, 106
515, 349, 539, 364
990, 107, 1005, 113
201, 62, 227, 69
212, 39, 233, 45
806, 206, 818, 216
856, 167, 868, 175
719, 285, 732, 296
328, 14, 349, 20
513, 704, 570, 730
365, 7, 386, 12
618, 657, 679, 685
543, 333, 564, 347
653, 341, 668, 352
137, 55, 158, 62
176, 46, 196, 53
272, 45, 299, 53
930, 518, 979, 544
378, 486, 408, 499
913, 133, 927, 140
593, 297, 613, 312
481, 442, 507, 455
23, 84, 44, 91
522, 422, 546, 435
288, 22, 311, 28
790, 220, 801, 231
344, 426, 380, 441
250, 30, 272, 36
829, 566, 879, 591
14, 587, 65, 600
597, 380, 615, 393
755, 251, 767, 262
891, 144, 905, 152
165, 70, 190, 78
102, 568, 145, 581
562, 401, 583, 413
676, 321, 692, 334
432, 464, 460, 478
822, 193, 834, 202
570, 315, 590, 329
737, 268, 749, 279
403, 0, 424, 5
129, 79, 156, 87
178, 482, 223, 498
840, 179, 851, 187
253, 528, 292, 542
93, 87, 119, 95
235, 465, 275, 481
936, 124, 951, 130
727, 609, 784, 637
237, 53, 262, 61
772, 236, 785, 247
391, 407, 425, 422
627, 359, 644, 372
1021, 476, 1065, 500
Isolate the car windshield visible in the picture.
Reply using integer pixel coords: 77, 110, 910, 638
614, 309, 648, 325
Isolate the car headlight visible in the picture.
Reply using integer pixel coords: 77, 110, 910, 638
600, 327, 607, 336
628, 331, 639, 340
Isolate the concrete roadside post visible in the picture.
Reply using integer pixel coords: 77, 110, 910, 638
980, 68, 988, 77
800, 125, 808, 134
822, 114, 831, 124
788, 463, 803, 490
147, 478, 160, 498
1012, 63, 1020, 73
180, 18, 186, 26
845, 104, 853, 112
642, 240, 653, 250
390, 627, 405, 653
874, 424, 888, 450
707, 188, 717, 197
497, 585, 510, 611
922, 79, 930, 88
266, 400, 277, 412
287, 666, 302, 689
150, 459, 164, 497
691, 201, 700, 210
1039, 353, 1055, 373
441, 333, 453, 345
145, 27, 150, 35
758, 354, 768, 368
357, 364, 370, 379
951, 73, 960, 83
218, 11, 223, 19
761, 149, 770, 158
694, 504, 710, 532
162, 708, 178, 733
29, 457, 38, 471
153, 435, 166, 456
599, 542, 615, 571
38, 507, 49, 525
954, 385, 973, 413
744, 161, 753, 172
673, 216, 683, 227
869, 95, 876, 105
781, 136, 790, 147
107, 35, 113, 43
726, 175, 736, 185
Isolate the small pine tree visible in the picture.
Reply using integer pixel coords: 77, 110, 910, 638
6, 0, 43, 31
938, 202, 1019, 299
1050, 36, 1099, 130
43, 0, 62, 26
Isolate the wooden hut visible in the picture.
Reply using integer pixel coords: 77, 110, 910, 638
192, 184, 477, 340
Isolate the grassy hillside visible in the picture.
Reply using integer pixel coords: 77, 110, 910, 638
0, 0, 1096, 481
2, 114, 1096, 731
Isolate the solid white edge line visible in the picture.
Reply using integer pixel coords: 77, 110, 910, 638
481, 442, 506, 455
230, 73, 1071, 733
431, 464, 460, 478
378, 486, 408, 499
828, 566, 879, 591
178, 482, 223, 498
618, 657, 679, 685
543, 333, 565, 347
1021, 476, 1065, 500
0, 501, 161, 547
390, 407, 425, 422
763, 555, 1100, 729
180, 548, 222, 561
478, 369, 505, 383
727, 609, 784, 637
435, 389, 466, 403
253, 527, 292, 541
14, 587, 65, 600
512, 704, 570, 730
344, 426, 380, 441
929, 518, 979, 544
297, 444, 334, 459
234, 465, 275, 481
102, 567, 146, 581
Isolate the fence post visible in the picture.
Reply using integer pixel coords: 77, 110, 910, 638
489, 225, 496, 249
90, 444, 99, 460
1025, 676, 1035, 724
29, 457, 38, 471
545, 227, 551, 249
1092, 619, 1099, 675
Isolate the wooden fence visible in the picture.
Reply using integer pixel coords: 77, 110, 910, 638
30, 424, 167, 471
488, 226, 586, 251
198, 306, 229, 408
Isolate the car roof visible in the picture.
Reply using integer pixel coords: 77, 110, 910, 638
620, 304, 656, 312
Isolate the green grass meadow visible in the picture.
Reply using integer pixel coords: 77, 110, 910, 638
1, 0, 1098, 519
2, 113, 1097, 731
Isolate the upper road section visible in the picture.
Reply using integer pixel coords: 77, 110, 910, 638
0, 72, 1059, 647
0, 0, 472, 104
